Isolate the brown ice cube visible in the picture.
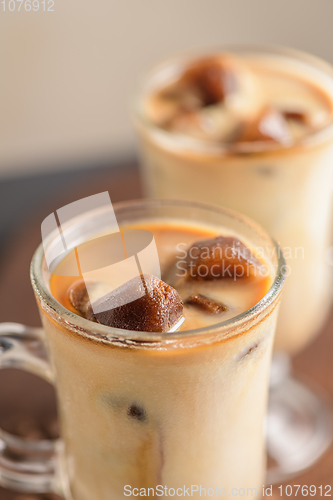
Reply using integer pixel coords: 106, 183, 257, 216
167, 107, 205, 137
281, 108, 323, 141
183, 236, 262, 280
93, 275, 183, 332
69, 275, 183, 332
183, 56, 238, 106
270, 92, 330, 130
237, 108, 292, 144
151, 55, 264, 142
181, 55, 264, 123
185, 294, 228, 314
168, 103, 244, 142
68, 279, 94, 320
283, 109, 309, 124
146, 85, 202, 127
68, 279, 112, 319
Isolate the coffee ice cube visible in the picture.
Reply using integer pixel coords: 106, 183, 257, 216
179, 56, 264, 140
168, 102, 245, 142
237, 108, 292, 144
146, 86, 202, 127
147, 55, 264, 142
183, 236, 262, 280
183, 56, 238, 106
68, 275, 183, 332
167, 108, 207, 138
89, 275, 183, 333
282, 108, 328, 141
185, 294, 228, 314
68, 279, 94, 320
92, 275, 183, 332
68, 279, 112, 320
283, 109, 309, 124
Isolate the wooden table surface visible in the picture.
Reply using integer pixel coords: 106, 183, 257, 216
0, 164, 332, 499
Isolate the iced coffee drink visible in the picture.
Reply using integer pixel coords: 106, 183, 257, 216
134, 46, 333, 353
32, 200, 285, 499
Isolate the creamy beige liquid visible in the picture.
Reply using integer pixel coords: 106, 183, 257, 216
40, 221, 277, 499
51, 224, 270, 329
136, 50, 333, 353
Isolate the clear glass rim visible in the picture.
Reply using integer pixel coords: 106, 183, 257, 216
30, 199, 286, 343
132, 43, 333, 155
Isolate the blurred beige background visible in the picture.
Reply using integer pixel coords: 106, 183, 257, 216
0, 0, 332, 178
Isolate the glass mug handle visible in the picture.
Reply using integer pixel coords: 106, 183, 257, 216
0, 322, 60, 494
